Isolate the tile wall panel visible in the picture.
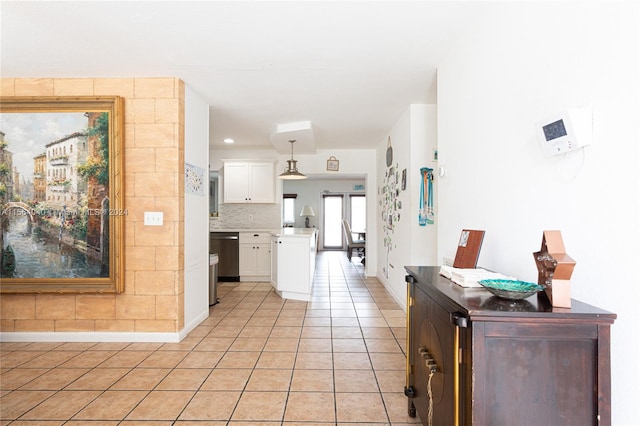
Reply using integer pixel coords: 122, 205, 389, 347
0, 77, 185, 334
210, 203, 281, 230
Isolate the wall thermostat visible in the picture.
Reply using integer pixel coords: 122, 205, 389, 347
536, 106, 593, 157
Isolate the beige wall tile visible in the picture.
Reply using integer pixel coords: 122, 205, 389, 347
15, 320, 55, 332
124, 122, 136, 147
155, 98, 180, 123
123, 171, 136, 204
14, 78, 54, 96
53, 78, 95, 95
124, 224, 137, 248
55, 320, 96, 332
134, 221, 177, 247
124, 147, 156, 173
134, 271, 177, 295
0, 78, 15, 96
155, 296, 179, 320
178, 246, 185, 271
130, 98, 156, 123
124, 270, 136, 294
133, 123, 177, 148
177, 79, 185, 99
153, 196, 180, 222
176, 269, 185, 294
123, 97, 135, 124
35, 295, 76, 320
133, 172, 178, 197
94, 78, 135, 97
128, 197, 158, 225
176, 221, 185, 250
95, 319, 135, 332
124, 195, 156, 223
0, 319, 15, 331
76, 295, 116, 320
135, 319, 177, 332
155, 246, 180, 271
115, 295, 156, 320
125, 246, 156, 271
154, 147, 179, 172
1, 295, 36, 319
177, 297, 185, 329
134, 78, 177, 99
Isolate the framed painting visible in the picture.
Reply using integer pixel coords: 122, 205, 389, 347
0, 96, 124, 293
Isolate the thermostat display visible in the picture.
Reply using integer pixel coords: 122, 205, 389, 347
536, 106, 592, 157
542, 119, 568, 141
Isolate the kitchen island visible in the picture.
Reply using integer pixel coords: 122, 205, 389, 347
270, 228, 319, 301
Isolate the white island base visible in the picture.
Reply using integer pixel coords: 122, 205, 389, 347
270, 228, 318, 302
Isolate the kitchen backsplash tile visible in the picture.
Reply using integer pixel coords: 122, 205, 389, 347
210, 203, 281, 230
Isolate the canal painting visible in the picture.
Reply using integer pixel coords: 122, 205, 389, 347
0, 96, 124, 293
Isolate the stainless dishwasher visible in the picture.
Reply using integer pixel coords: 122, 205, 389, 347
210, 232, 240, 281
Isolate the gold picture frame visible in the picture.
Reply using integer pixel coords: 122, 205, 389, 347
0, 96, 125, 293
327, 156, 339, 171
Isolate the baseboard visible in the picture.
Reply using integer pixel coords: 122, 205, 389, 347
0, 331, 182, 343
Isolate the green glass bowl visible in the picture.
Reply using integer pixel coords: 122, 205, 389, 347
478, 279, 545, 300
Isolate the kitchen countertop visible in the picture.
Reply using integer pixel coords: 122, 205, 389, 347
210, 228, 318, 237
271, 228, 318, 237
209, 229, 278, 233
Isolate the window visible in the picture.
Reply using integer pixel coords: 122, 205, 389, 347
350, 194, 366, 233
283, 194, 297, 225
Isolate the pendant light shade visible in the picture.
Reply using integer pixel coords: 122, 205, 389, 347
279, 140, 307, 180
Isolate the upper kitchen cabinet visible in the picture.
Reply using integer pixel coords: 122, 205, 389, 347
223, 161, 275, 203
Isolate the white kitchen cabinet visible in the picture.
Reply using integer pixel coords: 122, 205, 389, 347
270, 236, 279, 290
239, 232, 271, 281
271, 229, 318, 301
223, 162, 275, 203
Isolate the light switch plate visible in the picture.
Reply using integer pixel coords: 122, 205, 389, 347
144, 211, 163, 226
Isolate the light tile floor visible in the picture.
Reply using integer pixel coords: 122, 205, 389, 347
0, 251, 422, 425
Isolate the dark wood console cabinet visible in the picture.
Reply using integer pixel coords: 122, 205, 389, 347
404, 266, 616, 426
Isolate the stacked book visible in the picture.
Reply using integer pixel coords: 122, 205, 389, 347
439, 265, 516, 288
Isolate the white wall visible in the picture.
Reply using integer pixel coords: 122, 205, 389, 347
437, 2, 639, 423
409, 105, 438, 266
183, 85, 210, 335
376, 105, 437, 306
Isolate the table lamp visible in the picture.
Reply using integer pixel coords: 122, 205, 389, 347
300, 205, 315, 228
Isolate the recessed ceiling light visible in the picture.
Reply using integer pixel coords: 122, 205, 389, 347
223, 138, 234, 144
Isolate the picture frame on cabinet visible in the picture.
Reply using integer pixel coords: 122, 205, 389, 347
0, 96, 125, 294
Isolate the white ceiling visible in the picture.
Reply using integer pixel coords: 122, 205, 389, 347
1, 1, 489, 152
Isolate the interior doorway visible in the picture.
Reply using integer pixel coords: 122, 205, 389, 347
322, 194, 343, 249
322, 193, 367, 250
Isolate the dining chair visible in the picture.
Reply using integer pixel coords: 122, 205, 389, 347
342, 219, 365, 263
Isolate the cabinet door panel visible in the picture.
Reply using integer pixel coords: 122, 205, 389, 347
239, 244, 256, 275
480, 324, 597, 426
412, 288, 457, 426
248, 163, 275, 203
255, 243, 271, 276
277, 238, 309, 293
223, 163, 249, 203
270, 238, 278, 289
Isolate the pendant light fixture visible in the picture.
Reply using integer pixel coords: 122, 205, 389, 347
278, 139, 307, 180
